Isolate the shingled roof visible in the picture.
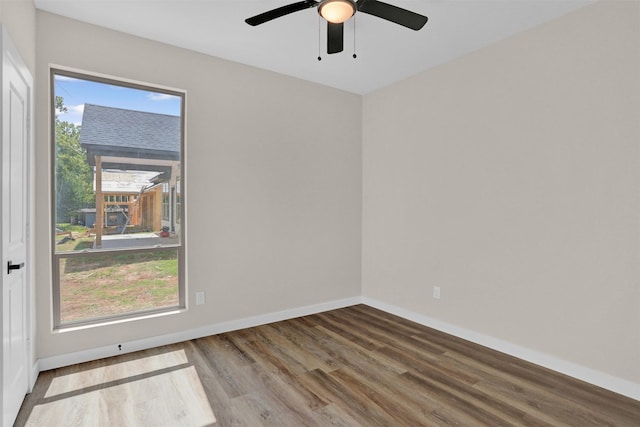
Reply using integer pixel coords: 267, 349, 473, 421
80, 104, 180, 169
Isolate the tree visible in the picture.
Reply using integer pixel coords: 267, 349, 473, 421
55, 96, 94, 223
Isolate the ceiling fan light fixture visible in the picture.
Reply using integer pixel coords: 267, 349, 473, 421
318, 0, 356, 24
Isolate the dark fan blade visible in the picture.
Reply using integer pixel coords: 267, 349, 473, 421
327, 22, 344, 54
245, 0, 318, 26
357, 0, 427, 30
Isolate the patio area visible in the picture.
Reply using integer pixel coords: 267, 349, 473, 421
96, 232, 179, 249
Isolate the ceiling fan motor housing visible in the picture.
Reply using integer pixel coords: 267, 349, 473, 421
318, 0, 357, 24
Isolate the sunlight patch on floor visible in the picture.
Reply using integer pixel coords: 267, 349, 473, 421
28, 350, 216, 427
45, 349, 189, 398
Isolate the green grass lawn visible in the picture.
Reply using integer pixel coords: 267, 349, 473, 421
57, 223, 88, 233
55, 228, 180, 323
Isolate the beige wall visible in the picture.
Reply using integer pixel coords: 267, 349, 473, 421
0, 0, 36, 74
35, 11, 362, 358
362, 0, 640, 384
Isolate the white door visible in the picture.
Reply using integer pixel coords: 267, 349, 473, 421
1, 26, 32, 427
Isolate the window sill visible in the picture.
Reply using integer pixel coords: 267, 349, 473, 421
54, 306, 186, 333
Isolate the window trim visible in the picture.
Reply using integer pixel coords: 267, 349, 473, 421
50, 67, 186, 330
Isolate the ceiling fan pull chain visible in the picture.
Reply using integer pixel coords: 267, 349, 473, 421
317, 15, 322, 61
353, 15, 357, 59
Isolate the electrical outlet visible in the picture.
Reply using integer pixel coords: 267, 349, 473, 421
195, 291, 205, 305
433, 286, 441, 299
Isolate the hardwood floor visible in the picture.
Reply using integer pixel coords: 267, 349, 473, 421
15, 305, 640, 426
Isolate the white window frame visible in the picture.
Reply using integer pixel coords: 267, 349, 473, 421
50, 67, 186, 329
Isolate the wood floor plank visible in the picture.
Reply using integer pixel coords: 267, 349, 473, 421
258, 322, 334, 373
237, 363, 323, 427
303, 368, 400, 426
236, 325, 312, 376
229, 335, 329, 412
313, 311, 390, 351
180, 340, 243, 426
16, 304, 640, 426
330, 365, 455, 427
268, 320, 342, 372
473, 371, 626, 427
192, 336, 253, 399
313, 402, 364, 426
313, 324, 408, 375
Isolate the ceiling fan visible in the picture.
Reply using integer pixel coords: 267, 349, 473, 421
245, 0, 428, 55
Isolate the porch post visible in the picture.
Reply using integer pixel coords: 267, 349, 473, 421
95, 155, 103, 248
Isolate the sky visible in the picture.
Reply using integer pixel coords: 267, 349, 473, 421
54, 74, 182, 126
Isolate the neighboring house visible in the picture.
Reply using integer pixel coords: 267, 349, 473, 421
79, 104, 181, 244
78, 170, 164, 232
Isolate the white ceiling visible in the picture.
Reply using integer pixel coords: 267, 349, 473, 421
34, 0, 593, 94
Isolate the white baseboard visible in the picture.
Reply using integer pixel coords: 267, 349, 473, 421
37, 296, 362, 371
361, 297, 640, 401
36, 295, 638, 402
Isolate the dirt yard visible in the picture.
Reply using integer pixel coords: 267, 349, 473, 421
59, 249, 179, 323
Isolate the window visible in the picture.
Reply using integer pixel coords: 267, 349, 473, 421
162, 183, 170, 221
51, 69, 185, 328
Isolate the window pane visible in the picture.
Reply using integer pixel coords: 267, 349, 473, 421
53, 73, 182, 252
58, 249, 179, 323
52, 70, 185, 327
